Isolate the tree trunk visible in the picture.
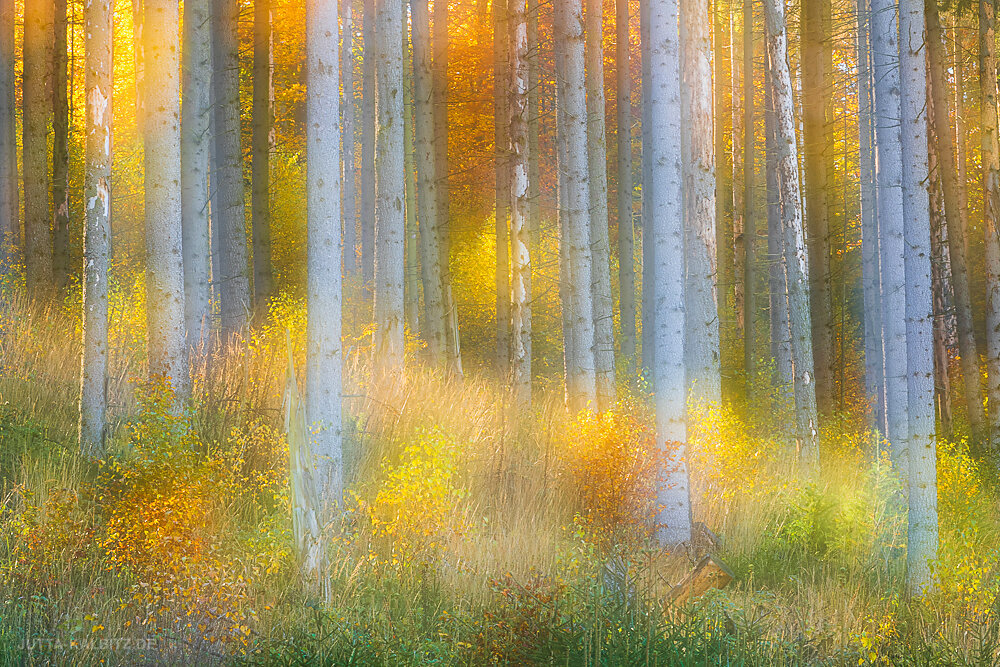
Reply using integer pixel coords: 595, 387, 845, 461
731, 10, 744, 342
681, 0, 719, 406
373, 0, 406, 374
765, 49, 793, 394
182, 0, 213, 354
361, 0, 376, 285
556, 0, 576, 399
715, 0, 735, 397
510, 0, 531, 407
80, 0, 112, 458
558, 0, 597, 411
414, 0, 447, 363
741, 0, 755, 394
495, 0, 511, 373
616, 0, 636, 377
871, 0, 908, 465
342, 0, 358, 275
145, 0, 190, 401
899, 0, 938, 595
23, 0, 53, 296
928, 128, 953, 438
801, 0, 834, 415
764, 0, 819, 471
984, 0, 1000, 453
305, 0, 344, 541
213, 0, 251, 338
0, 0, 16, 278
857, 0, 884, 432
52, 0, 70, 292
586, 0, 615, 410
926, 0, 984, 443
648, 0, 691, 546
252, 0, 274, 311
403, 29, 420, 337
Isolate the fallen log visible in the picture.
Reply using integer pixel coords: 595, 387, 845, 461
665, 553, 735, 608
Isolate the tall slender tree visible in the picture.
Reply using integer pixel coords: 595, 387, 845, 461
0, 0, 15, 277
871, 0, 909, 464
373, 0, 406, 374
926, 0, 985, 443
682, 0, 719, 404
585, 0, 615, 409
764, 0, 819, 470
305, 0, 343, 544
182, 0, 213, 353
616, 0, 636, 376
52, 0, 70, 292
741, 0, 755, 392
213, 0, 251, 337
413, 0, 447, 363
647, 0, 691, 545
510, 0, 531, 407
145, 0, 190, 401
557, 0, 597, 411
403, 29, 420, 336
899, 0, 938, 595
23, 0, 54, 296
80, 0, 112, 458
361, 0, 377, 284
252, 0, 275, 310
980, 0, 1000, 452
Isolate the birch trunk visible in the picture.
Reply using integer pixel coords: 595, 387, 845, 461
510, 0, 531, 407
616, 0, 636, 375
182, 0, 212, 353
715, 0, 736, 396
23, 0, 53, 296
361, 0, 376, 285
213, 0, 251, 338
558, 0, 597, 411
403, 32, 420, 336
80, 0, 112, 458
926, 0, 984, 442
648, 0, 691, 545
586, 0, 615, 409
145, 0, 190, 401
871, 0, 909, 465
741, 0, 755, 392
682, 0, 719, 405
52, 0, 69, 292
764, 0, 819, 471
899, 0, 938, 595
373, 0, 406, 374
252, 0, 275, 310
306, 0, 344, 517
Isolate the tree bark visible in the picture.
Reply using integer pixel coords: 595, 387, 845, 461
145, 0, 190, 401
361, 0, 376, 285
983, 0, 1000, 453
899, 0, 938, 595
715, 0, 736, 397
928, 128, 953, 438
764, 0, 819, 471
0, 0, 16, 279
871, 0, 909, 465
373, 0, 406, 374
741, 0, 754, 394
342, 0, 358, 275
23, 0, 53, 296
182, 0, 213, 354
52, 0, 70, 292
252, 0, 274, 311
558, 0, 597, 411
616, 0, 636, 377
306, 0, 344, 518
648, 0, 691, 545
801, 0, 834, 416
213, 0, 251, 338
926, 0, 985, 443
510, 0, 531, 408
586, 0, 615, 410
80, 0, 113, 458
403, 30, 420, 337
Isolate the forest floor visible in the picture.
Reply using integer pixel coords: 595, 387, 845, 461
1, 292, 999, 666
